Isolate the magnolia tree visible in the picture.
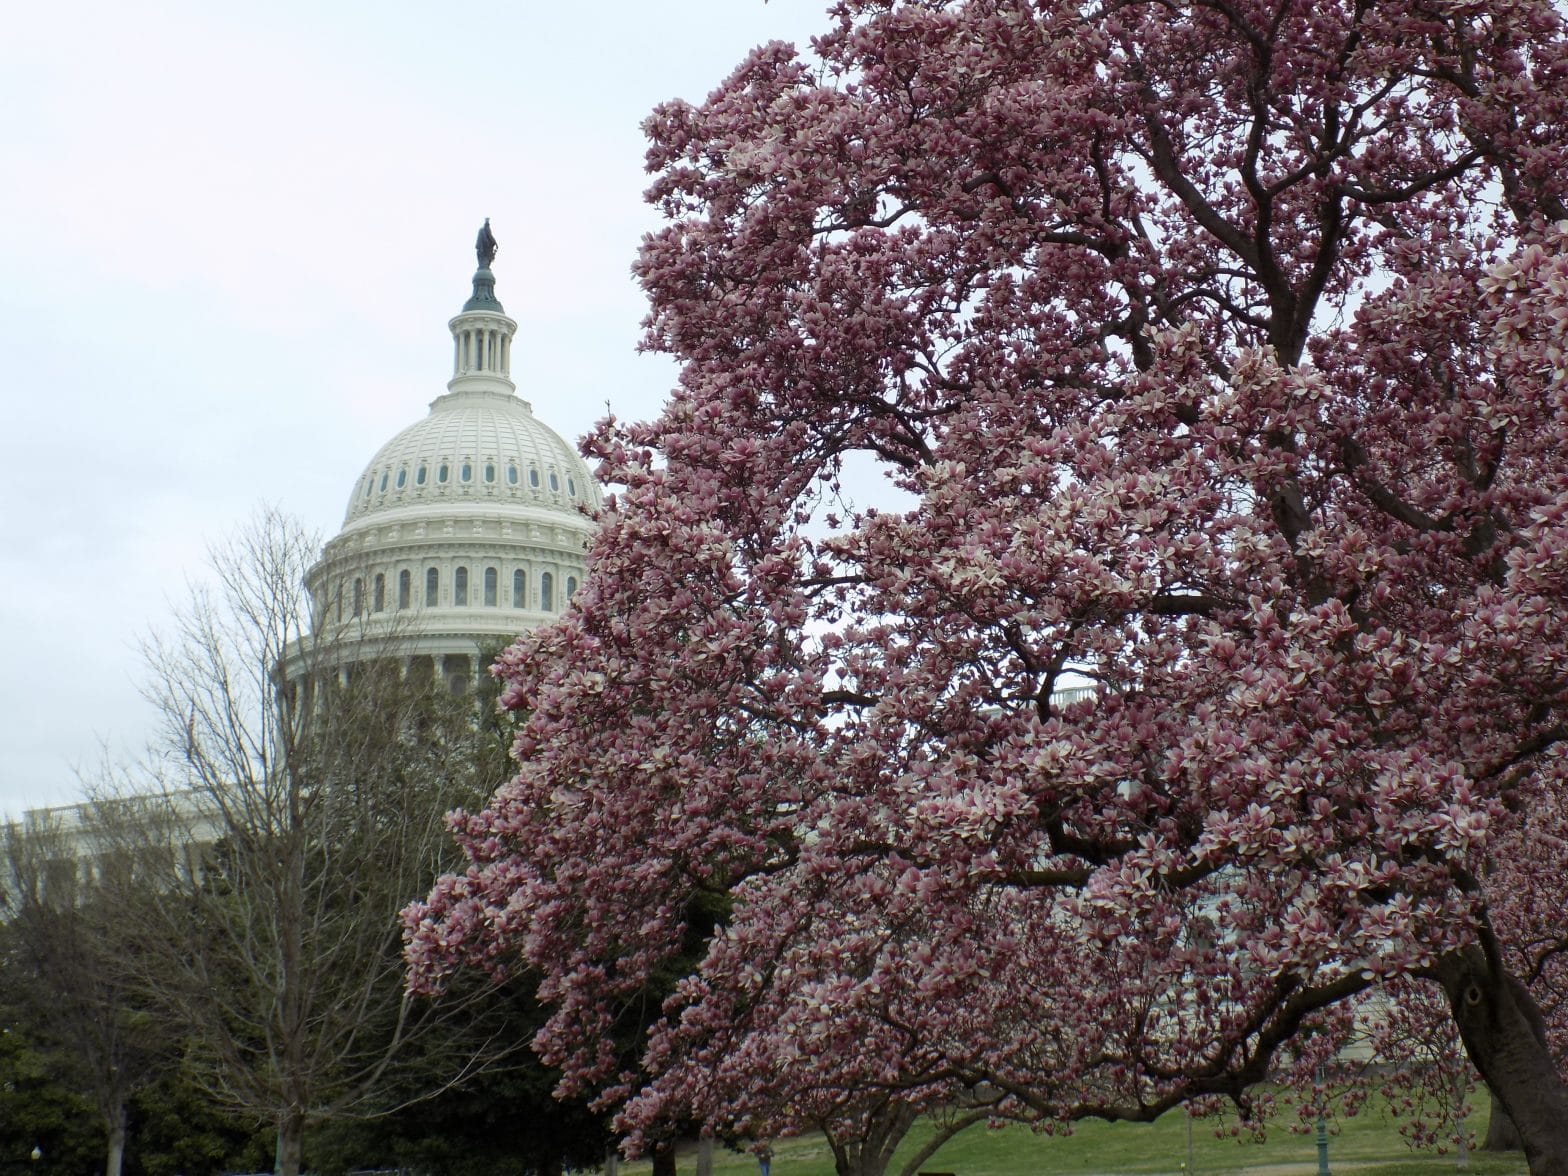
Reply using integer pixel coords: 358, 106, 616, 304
407, 1, 1568, 1172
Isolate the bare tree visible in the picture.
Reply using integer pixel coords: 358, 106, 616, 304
0, 809, 167, 1176
91, 509, 510, 1176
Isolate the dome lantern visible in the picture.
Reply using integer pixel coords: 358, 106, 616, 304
448, 219, 517, 396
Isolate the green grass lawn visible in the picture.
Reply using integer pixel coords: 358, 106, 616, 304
618, 1096, 1525, 1176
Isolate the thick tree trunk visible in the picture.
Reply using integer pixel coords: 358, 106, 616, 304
651, 1140, 677, 1176
1483, 1088, 1524, 1152
275, 1108, 306, 1176
1437, 948, 1568, 1175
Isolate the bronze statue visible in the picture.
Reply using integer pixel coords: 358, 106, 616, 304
476, 219, 498, 269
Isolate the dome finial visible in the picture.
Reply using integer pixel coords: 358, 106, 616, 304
476, 218, 498, 269
464, 220, 504, 312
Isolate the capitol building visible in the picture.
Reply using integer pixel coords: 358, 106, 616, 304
291, 224, 600, 695
13, 224, 599, 843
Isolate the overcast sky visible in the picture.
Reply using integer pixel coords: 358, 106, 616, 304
0, 0, 835, 816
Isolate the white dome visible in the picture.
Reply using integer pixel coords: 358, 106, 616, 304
343, 387, 601, 532
292, 235, 599, 693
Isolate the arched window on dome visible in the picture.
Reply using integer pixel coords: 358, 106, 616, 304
454, 566, 469, 607
425, 567, 439, 607
460, 462, 472, 483
416, 465, 428, 486
379, 471, 388, 493
372, 573, 385, 613
529, 467, 540, 488
484, 567, 497, 607
540, 572, 555, 612
566, 575, 578, 602
567, 476, 577, 497
549, 471, 560, 492
437, 463, 450, 484
395, 468, 407, 490
507, 464, 519, 485
484, 463, 496, 484
512, 569, 525, 608
352, 578, 365, 618
398, 569, 411, 610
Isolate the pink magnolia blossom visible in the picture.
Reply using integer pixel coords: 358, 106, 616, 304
408, 3, 1568, 1172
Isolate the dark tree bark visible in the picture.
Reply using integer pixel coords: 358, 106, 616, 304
1437, 947, 1568, 1175
1483, 1089, 1524, 1152
651, 1140, 677, 1176
277, 1108, 306, 1176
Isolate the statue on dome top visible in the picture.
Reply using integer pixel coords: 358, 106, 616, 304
475, 219, 498, 269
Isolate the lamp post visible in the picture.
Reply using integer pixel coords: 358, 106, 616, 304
1315, 1065, 1331, 1176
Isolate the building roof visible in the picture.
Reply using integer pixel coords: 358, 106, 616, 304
341, 385, 600, 532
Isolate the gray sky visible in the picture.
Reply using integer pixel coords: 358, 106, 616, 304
0, 0, 832, 816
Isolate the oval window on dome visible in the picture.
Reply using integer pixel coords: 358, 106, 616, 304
363, 479, 372, 500
460, 462, 472, 483
549, 472, 560, 492
437, 463, 449, 484
395, 468, 407, 490
529, 468, 540, 488
567, 476, 577, 497
484, 463, 496, 483
416, 465, 427, 486
379, 471, 389, 493
507, 464, 518, 485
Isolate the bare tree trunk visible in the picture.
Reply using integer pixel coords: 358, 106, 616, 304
651, 1140, 677, 1176
276, 1108, 306, 1176
1483, 1088, 1524, 1152
1437, 948, 1568, 1175
105, 1100, 127, 1176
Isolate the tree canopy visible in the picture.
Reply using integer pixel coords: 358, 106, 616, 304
407, 2, 1568, 1172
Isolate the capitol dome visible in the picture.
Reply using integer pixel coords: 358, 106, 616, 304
297, 226, 599, 693
341, 389, 597, 532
